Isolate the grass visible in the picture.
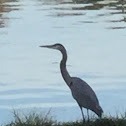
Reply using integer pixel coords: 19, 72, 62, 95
4, 111, 126, 126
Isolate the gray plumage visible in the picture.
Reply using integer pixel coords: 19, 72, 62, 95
40, 43, 103, 122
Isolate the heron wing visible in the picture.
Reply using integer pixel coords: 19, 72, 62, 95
70, 77, 99, 110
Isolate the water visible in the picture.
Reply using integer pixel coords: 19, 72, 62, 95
0, 0, 126, 124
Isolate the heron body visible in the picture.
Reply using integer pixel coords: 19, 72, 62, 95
70, 77, 102, 117
40, 43, 103, 122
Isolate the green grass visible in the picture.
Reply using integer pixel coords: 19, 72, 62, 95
4, 111, 126, 126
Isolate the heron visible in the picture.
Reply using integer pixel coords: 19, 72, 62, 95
40, 43, 103, 123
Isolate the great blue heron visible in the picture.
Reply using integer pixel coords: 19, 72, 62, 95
40, 43, 103, 122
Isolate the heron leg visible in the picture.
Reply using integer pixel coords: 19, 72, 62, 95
80, 106, 85, 123
87, 109, 89, 122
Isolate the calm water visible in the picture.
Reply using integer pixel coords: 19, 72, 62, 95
0, 0, 126, 124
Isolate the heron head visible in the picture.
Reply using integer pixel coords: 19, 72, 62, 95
40, 43, 64, 51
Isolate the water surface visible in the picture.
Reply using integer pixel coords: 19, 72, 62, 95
0, 0, 126, 124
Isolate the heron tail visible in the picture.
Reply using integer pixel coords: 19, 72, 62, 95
95, 105, 103, 118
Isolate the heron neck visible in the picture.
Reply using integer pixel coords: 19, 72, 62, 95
60, 49, 71, 87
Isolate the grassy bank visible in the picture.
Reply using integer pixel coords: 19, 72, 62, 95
4, 111, 126, 126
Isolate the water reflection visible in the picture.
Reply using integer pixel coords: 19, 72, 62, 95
0, 0, 20, 28
51, 12, 85, 17
42, 0, 126, 29
52, 0, 126, 13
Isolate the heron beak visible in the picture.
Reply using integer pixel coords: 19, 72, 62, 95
40, 45, 52, 48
